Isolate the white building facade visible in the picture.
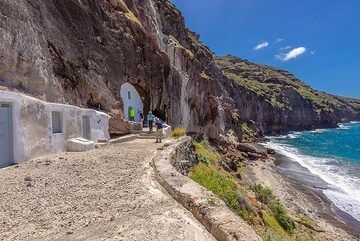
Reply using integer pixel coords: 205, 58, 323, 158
120, 83, 144, 122
0, 91, 110, 167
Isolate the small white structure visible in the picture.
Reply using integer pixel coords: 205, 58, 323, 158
120, 83, 144, 122
0, 91, 110, 167
66, 138, 95, 152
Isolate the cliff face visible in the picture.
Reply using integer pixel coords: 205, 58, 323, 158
0, 0, 359, 141
215, 56, 360, 135
0, 0, 221, 137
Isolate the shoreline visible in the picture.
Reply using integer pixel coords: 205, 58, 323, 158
273, 151, 360, 236
249, 143, 360, 240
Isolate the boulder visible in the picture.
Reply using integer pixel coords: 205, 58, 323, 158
237, 143, 257, 153
266, 148, 276, 155
109, 114, 131, 135
247, 152, 263, 160
220, 159, 238, 172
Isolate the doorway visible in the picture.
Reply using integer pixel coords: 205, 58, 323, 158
82, 115, 91, 140
0, 102, 13, 167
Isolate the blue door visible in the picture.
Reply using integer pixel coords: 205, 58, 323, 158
0, 103, 12, 167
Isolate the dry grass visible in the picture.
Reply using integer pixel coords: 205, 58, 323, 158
172, 128, 186, 138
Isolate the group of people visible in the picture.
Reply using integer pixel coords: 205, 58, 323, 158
128, 108, 165, 143
146, 111, 164, 143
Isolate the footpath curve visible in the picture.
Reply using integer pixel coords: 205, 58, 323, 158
0, 139, 216, 241
152, 137, 262, 241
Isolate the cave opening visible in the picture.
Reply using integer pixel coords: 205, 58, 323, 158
152, 109, 167, 122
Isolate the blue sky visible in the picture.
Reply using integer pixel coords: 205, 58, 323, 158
171, 0, 360, 98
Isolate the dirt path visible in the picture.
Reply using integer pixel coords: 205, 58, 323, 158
0, 139, 216, 241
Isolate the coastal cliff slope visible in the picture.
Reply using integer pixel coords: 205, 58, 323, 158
215, 55, 360, 135
0, 0, 359, 140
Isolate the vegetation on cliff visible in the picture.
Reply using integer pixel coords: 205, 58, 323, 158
216, 55, 360, 115
189, 140, 323, 241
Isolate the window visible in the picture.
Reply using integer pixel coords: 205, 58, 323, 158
1, 103, 10, 108
52, 111, 62, 133
128, 91, 131, 100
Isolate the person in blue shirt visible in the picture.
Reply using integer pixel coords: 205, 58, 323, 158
155, 118, 163, 143
147, 111, 155, 131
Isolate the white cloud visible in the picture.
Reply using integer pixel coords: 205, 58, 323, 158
279, 46, 292, 51
275, 38, 284, 43
276, 47, 307, 61
254, 41, 269, 50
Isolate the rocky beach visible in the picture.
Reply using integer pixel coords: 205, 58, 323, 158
249, 147, 360, 240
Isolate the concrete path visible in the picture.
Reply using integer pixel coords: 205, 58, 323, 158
0, 139, 216, 241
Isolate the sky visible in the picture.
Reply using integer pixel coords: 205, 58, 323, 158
171, 0, 360, 98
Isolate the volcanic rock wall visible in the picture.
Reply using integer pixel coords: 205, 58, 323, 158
0, 0, 359, 141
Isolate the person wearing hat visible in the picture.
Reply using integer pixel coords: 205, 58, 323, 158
155, 117, 163, 143
147, 111, 155, 131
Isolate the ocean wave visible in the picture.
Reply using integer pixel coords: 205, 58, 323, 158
338, 123, 351, 130
267, 132, 302, 140
309, 128, 328, 134
337, 121, 360, 130
264, 141, 360, 221
323, 189, 360, 222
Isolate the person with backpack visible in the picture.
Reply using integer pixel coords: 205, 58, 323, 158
155, 118, 163, 143
147, 111, 155, 131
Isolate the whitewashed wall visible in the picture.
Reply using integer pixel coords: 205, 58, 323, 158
120, 83, 144, 122
0, 91, 110, 164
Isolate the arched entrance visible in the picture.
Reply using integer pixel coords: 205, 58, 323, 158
120, 83, 144, 122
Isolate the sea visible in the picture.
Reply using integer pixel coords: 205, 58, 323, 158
264, 121, 360, 222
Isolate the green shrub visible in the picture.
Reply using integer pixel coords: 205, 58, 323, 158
250, 184, 274, 204
261, 211, 290, 239
257, 228, 290, 241
241, 122, 254, 140
251, 184, 295, 234
189, 163, 255, 223
269, 202, 295, 234
190, 163, 239, 209
193, 141, 221, 164
172, 128, 186, 138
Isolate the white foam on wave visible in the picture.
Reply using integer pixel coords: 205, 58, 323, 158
338, 123, 351, 130
264, 141, 360, 221
323, 189, 360, 221
268, 132, 302, 140
310, 128, 328, 134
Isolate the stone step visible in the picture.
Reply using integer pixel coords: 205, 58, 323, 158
95, 134, 138, 148
133, 130, 156, 134
139, 132, 157, 137
138, 136, 157, 140
110, 134, 139, 144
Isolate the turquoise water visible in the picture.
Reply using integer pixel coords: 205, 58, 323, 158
266, 122, 360, 221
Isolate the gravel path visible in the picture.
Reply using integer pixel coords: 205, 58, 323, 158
0, 139, 216, 241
